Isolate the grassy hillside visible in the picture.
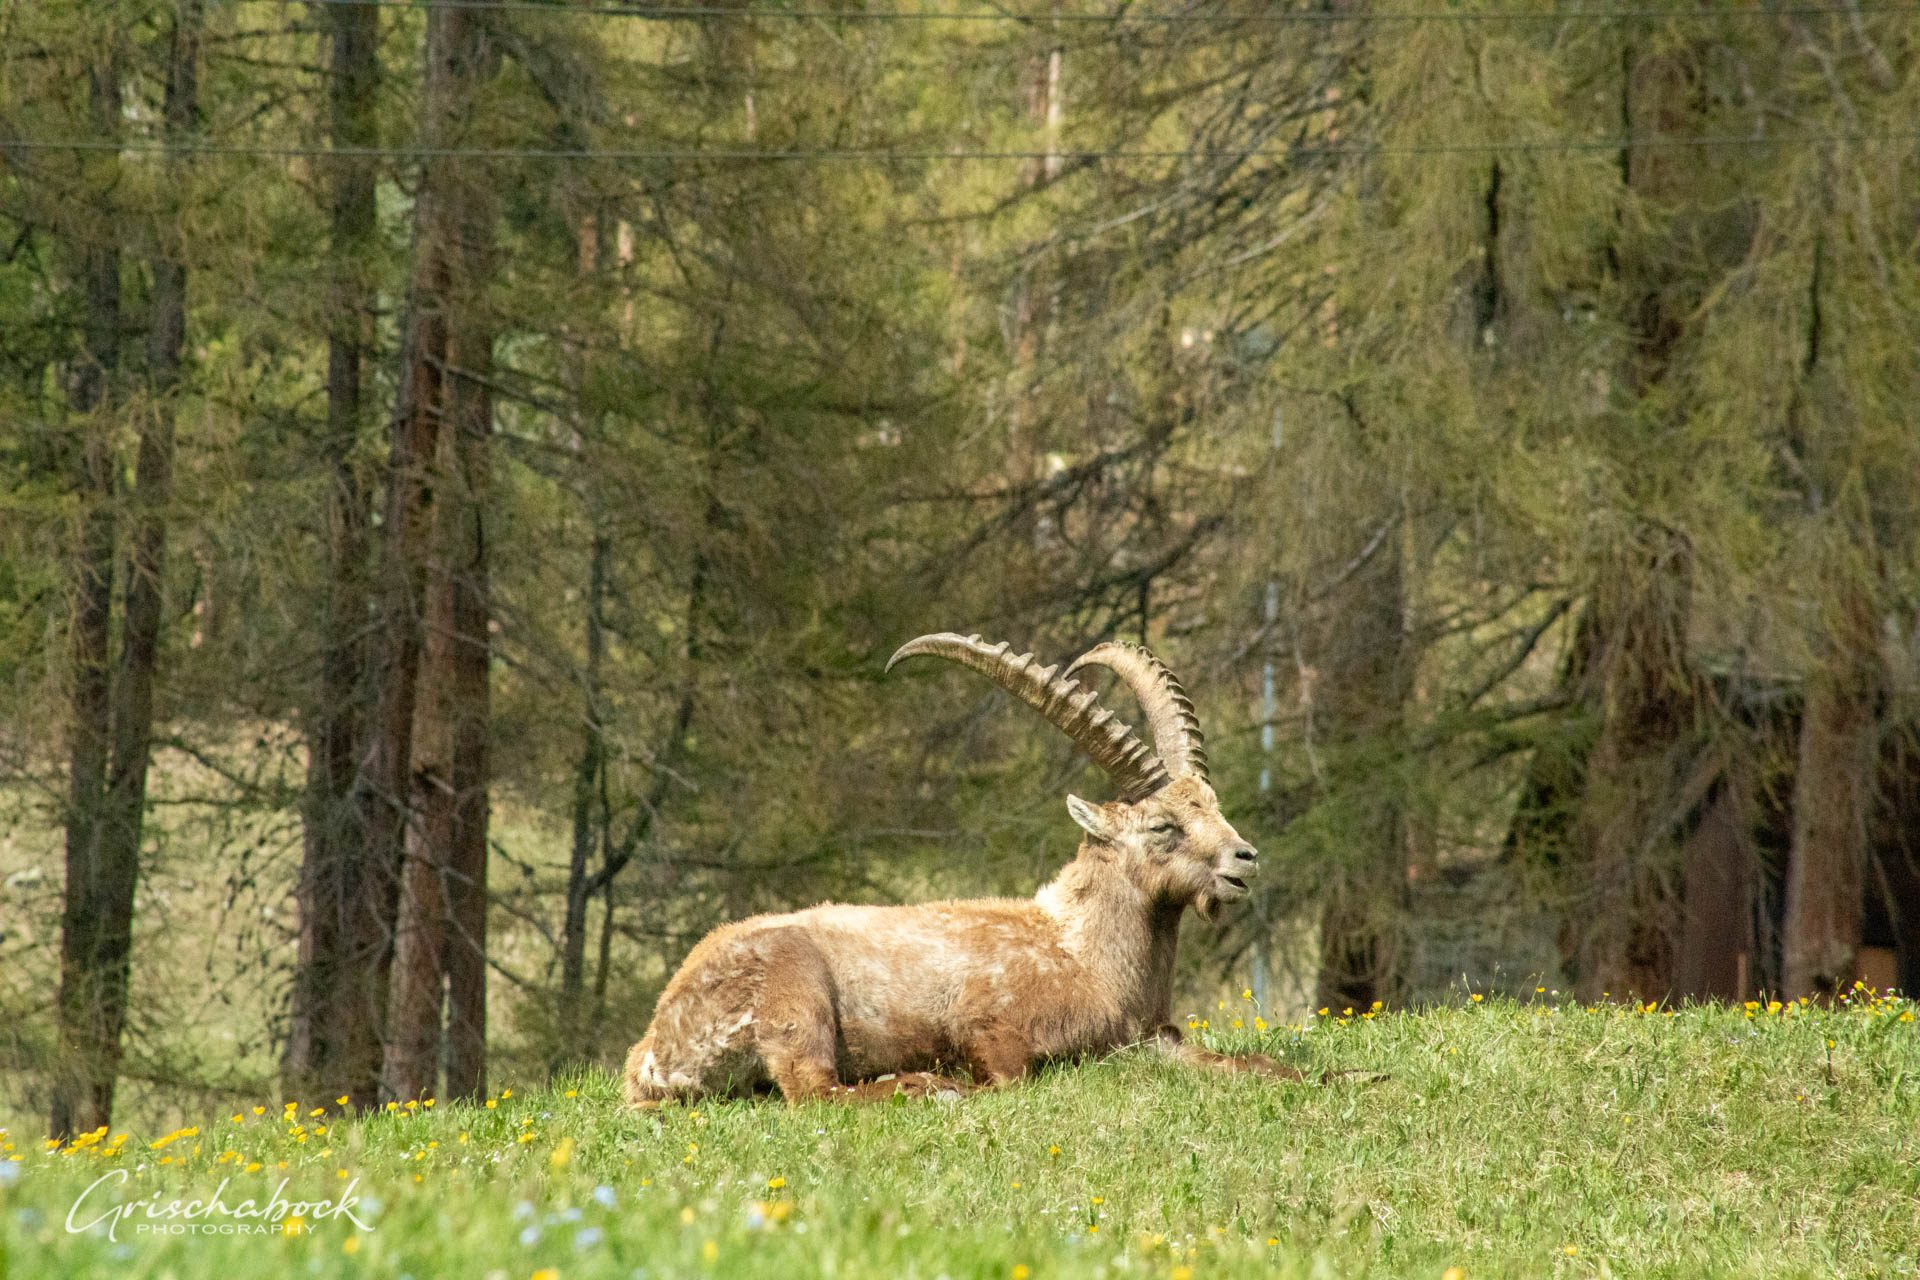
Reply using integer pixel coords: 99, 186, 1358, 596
3, 992, 1917, 1280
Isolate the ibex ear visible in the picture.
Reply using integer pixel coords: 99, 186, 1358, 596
1065, 794, 1117, 842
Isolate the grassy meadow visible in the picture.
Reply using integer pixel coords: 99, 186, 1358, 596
2, 992, 1917, 1280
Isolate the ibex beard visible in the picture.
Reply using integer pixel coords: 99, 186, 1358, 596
623, 633, 1303, 1107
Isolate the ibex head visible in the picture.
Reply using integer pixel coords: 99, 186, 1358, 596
886, 634, 1257, 920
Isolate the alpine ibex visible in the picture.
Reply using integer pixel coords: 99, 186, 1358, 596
623, 632, 1300, 1105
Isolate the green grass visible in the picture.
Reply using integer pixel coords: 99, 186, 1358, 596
3, 993, 1918, 1280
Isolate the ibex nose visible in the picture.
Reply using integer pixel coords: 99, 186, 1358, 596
1231, 842, 1258, 865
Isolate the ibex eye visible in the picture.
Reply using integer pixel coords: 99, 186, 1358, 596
1150, 822, 1179, 835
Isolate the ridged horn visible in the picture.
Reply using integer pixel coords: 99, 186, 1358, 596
1064, 641, 1210, 784
886, 632, 1171, 802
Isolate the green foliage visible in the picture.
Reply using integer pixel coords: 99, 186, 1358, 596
5, 0, 1920, 1115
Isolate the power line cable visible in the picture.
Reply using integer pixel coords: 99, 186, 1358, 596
3, 132, 1913, 162
241, 0, 1920, 23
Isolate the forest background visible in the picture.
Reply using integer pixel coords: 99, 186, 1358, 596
2, 0, 1917, 1137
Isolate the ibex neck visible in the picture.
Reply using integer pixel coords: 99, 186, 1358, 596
1037, 846, 1184, 1028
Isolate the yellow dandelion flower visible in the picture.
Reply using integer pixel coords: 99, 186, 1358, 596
341, 1235, 360, 1256
532, 1270, 558, 1280
502, 1089, 512, 1098
1173, 1268, 1193, 1280
1013, 1268, 1031, 1280
1011, 1181, 1021, 1189
565, 1089, 578, 1098
1267, 1237, 1280, 1247
1242, 989, 1253, 1000
768, 1177, 786, 1189
1048, 1145, 1061, 1157
1564, 1245, 1578, 1255
231, 1114, 242, 1123
253, 1106, 266, 1116
551, 1137, 575, 1167
1443, 1269, 1464, 1280
1469, 994, 1483, 1003
282, 1215, 305, 1236
702, 1239, 718, 1262
1091, 1197, 1103, 1205
681, 1207, 696, 1225
486, 1100, 498, 1109
246, 1162, 262, 1172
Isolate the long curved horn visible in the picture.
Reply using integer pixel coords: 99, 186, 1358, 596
886, 633, 1170, 802
1064, 641, 1209, 784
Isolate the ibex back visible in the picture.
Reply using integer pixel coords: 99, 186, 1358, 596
623, 633, 1299, 1105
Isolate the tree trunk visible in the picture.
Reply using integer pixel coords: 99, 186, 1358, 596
558, 531, 609, 1068
1567, 530, 1696, 1003
1561, 42, 1704, 1005
1005, 29, 1062, 566
52, 2, 198, 1139
1782, 590, 1881, 1000
385, 540, 458, 1103
381, 0, 497, 1102
1312, 505, 1408, 1013
1674, 764, 1756, 1002
288, 0, 379, 1110
441, 266, 494, 1102
51, 49, 125, 1144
